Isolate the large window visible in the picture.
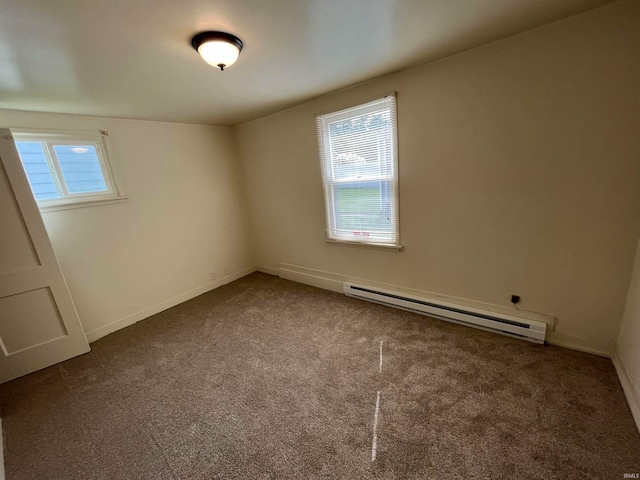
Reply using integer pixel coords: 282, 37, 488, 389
12, 130, 123, 209
316, 94, 399, 247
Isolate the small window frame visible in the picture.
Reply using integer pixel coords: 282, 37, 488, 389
11, 129, 126, 211
316, 94, 401, 250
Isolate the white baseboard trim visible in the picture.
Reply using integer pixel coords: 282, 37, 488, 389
279, 264, 344, 294
279, 262, 556, 322
277, 262, 615, 356
546, 331, 612, 358
256, 265, 279, 276
85, 266, 256, 343
612, 352, 640, 434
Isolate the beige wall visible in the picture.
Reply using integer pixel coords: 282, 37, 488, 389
617, 239, 640, 427
236, 1, 640, 355
1, 109, 254, 340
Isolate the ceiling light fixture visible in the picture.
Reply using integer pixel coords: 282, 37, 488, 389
191, 31, 243, 71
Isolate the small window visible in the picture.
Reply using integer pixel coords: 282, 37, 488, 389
12, 130, 123, 209
316, 94, 400, 247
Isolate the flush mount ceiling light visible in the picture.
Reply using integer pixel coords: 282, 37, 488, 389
191, 31, 243, 71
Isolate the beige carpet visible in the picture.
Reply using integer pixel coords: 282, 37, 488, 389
1, 272, 638, 479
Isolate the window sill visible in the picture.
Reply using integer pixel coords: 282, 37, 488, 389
325, 238, 403, 252
39, 196, 129, 212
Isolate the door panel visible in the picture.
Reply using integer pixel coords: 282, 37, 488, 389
0, 288, 67, 354
0, 129, 89, 383
0, 159, 40, 274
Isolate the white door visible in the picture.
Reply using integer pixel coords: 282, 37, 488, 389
0, 129, 89, 384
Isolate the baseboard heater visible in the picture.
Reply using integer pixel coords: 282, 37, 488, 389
344, 282, 546, 344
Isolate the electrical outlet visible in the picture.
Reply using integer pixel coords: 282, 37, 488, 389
210, 271, 216, 280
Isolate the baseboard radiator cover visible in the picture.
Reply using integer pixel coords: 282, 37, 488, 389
344, 283, 546, 344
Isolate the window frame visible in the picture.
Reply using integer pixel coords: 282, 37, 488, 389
11, 129, 127, 211
316, 94, 401, 250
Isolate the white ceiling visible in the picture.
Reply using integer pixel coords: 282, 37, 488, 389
0, 0, 613, 126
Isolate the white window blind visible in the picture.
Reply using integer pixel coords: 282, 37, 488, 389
316, 94, 399, 246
